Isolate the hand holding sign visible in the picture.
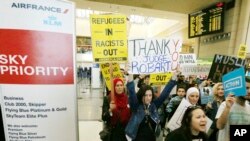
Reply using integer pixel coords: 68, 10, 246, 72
222, 67, 246, 97
172, 68, 181, 81
225, 94, 235, 108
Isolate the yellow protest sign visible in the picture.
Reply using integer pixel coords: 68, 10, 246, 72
237, 44, 247, 59
90, 14, 128, 62
149, 72, 173, 85
100, 63, 123, 91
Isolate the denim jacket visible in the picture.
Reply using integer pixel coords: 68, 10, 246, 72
125, 80, 176, 140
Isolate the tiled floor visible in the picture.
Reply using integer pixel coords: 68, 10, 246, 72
77, 78, 165, 141
79, 121, 103, 141
77, 78, 104, 141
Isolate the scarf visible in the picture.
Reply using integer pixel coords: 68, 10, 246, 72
110, 78, 131, 127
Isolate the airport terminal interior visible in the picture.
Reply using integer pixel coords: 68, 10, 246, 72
2, 0, 248, 141
74, 0, 250, 140
74, 0, 250, 141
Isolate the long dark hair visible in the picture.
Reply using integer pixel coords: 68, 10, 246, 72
136, 85, 155, 104
180, 106, 206, 140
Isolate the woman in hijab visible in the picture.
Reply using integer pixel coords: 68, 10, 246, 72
186, 87, 200, 105
102, 78, 131, 141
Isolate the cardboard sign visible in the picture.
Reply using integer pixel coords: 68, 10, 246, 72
149, 72, 172, 85
167, 99, 212, 132
167, 99, 191, 131
100, 63, 122, 91
128, 38, 182, 74
181, 65, 211, 76
208, 54, 246, 83
200, 86, 213, 104
90, 14, 128, 62
222, 67, 246, 97
179, 53, 197, 66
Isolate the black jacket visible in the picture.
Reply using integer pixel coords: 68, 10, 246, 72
166, 127, 208, 141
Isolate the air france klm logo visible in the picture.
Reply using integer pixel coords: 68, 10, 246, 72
43, 16, 62, 26
11, 3, 69, 14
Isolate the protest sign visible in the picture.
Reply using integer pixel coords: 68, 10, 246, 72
200, 87, 213, 104
128, 38, 182, 74
181, 65, 211, 76
149, 72, 172, 85
100, 63, 122, 91
90, 14, 128, 62
179, 53, 197, 66
167, 99, 212, 132
208, 54, 246, 83
222, 67, 246, 97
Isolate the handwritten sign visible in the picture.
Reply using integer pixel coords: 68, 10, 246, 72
149, 72, 172, 85
90, 14, 127, 62
128, 38, 182, 74
179, 53, 197, 66
208, 54, 246, 83
100, 63, 122, 90
222, 67, 246, 97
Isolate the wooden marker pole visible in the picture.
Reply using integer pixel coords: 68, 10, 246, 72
109, 63, 115, 103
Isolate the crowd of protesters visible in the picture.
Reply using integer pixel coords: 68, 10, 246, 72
100, 69, 250, 141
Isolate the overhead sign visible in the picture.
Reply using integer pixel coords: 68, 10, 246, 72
222, 67, 246, 97
128, 38, 182, 74
188, 2, 225, 38
0, 0, 77, 140
90, 14, 128, 62
237, 44, 247, 59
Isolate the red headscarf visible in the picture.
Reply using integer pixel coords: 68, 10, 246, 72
109, 78, 131, 127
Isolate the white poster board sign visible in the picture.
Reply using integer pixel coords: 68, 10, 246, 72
167, 99, 212, 132
181, 65, 211, 76
128, 38, 182, 74
179, 53, 197, 66
0, 0, 77, 141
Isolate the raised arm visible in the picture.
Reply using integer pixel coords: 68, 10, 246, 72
154, 79, 176, 108
126, 74, 139, 111
216, 94, 234, 129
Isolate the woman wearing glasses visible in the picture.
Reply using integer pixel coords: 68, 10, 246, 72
165, 106, 208, 141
